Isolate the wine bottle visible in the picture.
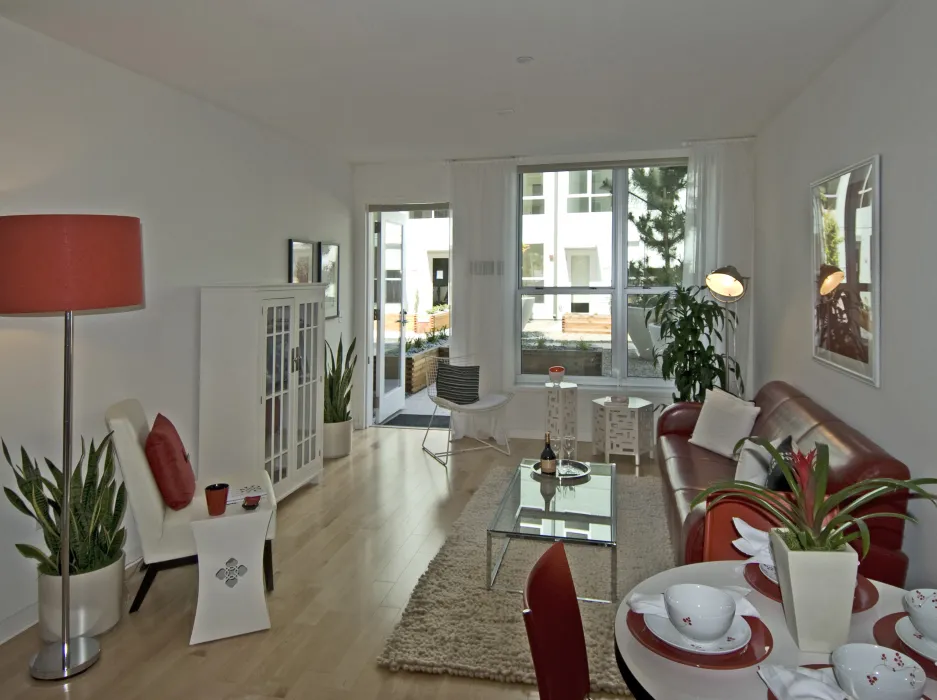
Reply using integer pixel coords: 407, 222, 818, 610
540, 432, 557, 475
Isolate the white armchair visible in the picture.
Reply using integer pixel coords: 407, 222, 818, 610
105, 399, 277, 612
421, 356, 513, 467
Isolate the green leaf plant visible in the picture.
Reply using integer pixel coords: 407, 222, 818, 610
691, 438, 937, 557
645, 285, 743, 402
3, 434, 127, 576
324, 335, 358, 423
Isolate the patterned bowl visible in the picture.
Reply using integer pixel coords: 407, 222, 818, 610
663, 584, 736, 643
832, 644, 926, 700
548, 366, 565, 384
904, 589, 937, 643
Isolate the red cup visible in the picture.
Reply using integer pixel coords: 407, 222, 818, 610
205, 483, 229, 516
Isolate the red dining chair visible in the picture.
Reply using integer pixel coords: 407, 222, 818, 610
523, 542, 592, 700
702, 490, 785, 562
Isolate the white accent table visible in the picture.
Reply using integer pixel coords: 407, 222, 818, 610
614, 561, 934, 700
189, 497, 273, 645
545, 381, 578, 440
591, 396, 654, 465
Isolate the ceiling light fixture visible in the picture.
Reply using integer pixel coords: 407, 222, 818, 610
496, 108, 515, 116
516, 56, 534, 64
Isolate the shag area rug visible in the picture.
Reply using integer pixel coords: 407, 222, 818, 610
377, 465, 674, 695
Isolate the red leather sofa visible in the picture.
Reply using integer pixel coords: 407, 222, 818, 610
658, 380, 911, 587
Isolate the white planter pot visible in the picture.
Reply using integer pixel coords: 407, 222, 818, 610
323, 419, 352, 458
39, 554, 124, 642
770, 530, 858, 652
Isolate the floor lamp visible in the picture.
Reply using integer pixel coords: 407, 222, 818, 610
705, 265, 748, 394
0, 215, 143, 680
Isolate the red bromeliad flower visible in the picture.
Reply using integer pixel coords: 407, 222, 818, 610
790, 448, 819, 524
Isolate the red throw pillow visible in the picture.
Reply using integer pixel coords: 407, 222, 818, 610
144, 413, 196, 510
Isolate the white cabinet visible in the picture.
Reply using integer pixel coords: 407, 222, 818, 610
199, 284, 326, 500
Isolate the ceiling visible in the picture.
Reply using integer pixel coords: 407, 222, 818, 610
0, 0, 895, 163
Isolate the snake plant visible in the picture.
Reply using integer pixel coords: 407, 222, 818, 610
3, 434, 127, 576
324, 335, 357, 423
691, 438, 937, 556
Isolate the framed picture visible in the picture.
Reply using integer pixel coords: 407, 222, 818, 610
288, 239, 317, 284
319, 242, 339, 319
811, 155, 880, 386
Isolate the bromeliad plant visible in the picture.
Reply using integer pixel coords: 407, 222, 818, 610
3, 434, 127, 576
692, 439, 937, 556
324, 335, 358, 423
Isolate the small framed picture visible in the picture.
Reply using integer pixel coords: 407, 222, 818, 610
288, 239, 316, 284
318, 242, 339, 319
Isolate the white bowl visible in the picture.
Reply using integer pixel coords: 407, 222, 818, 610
663, 584, 736, 643
832, 643, 926, 700
904, 589, 937, 642
548, 366, 565, 384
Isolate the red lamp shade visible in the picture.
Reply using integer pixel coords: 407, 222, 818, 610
0, 215, 143, 314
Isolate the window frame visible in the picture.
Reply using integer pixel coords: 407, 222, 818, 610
515, 160, 688, 387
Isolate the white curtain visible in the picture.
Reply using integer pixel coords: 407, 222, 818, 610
683, 140, 755, 396
449, 159, 517, 441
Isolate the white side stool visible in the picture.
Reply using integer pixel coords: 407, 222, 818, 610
190, 507, 272, 645
591, 396, 654, 464
545, 381, 577, 440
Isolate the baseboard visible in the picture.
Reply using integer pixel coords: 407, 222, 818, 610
0, 603, 38, 646
509, 429, 594, 442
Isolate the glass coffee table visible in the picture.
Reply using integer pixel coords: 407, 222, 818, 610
487, 458, 617, 602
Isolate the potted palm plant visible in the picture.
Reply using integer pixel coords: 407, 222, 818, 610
645, 285, 743, 401
323, 335, 357, 458
3, 434, 127, 641
692, 440, 937, 652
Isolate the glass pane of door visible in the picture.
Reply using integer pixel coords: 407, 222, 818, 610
263, 300, 292, 485
376, 213, 407, 422
294, 300, 316, 472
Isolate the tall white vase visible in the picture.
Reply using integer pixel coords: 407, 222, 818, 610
770, 530, 858, 653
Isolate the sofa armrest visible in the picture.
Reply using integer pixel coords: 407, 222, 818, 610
658, 402, 702, 438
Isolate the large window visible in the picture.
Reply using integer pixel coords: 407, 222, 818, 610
517, 163, 688, 383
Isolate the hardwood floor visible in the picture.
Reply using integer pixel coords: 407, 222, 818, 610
0, 429, 659, 699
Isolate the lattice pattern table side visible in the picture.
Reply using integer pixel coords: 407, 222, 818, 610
546, 383, 578, 439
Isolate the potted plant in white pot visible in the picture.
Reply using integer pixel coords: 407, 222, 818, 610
323, 335, 357, 459
693, 440, 937, 653
3, 434, 127, 641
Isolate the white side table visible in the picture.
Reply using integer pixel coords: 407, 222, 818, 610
545, 381, 578, 441
190, 504, 272, 645
592, 396, 654, 465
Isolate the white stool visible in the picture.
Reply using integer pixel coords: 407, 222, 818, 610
591, 396, 654, 464
545, 381, 578, 440
190, 507, 272, 645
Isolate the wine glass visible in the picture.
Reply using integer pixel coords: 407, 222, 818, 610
550, 435, 562, 462
563, 435, 577, 463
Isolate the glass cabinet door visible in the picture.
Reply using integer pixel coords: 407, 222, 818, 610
295, 299, 318, 473
263, 301, 292, 487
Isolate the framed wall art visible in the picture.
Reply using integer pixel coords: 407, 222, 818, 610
811, 155, 880, 386
318, 242, 339, 319
288, 239, 316, 284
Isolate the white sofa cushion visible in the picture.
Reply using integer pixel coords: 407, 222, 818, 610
689, 388, 761, 459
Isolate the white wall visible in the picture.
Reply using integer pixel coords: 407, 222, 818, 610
753, 0, 937, 587
0, 18, 352, 642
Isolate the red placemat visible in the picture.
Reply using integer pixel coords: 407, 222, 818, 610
744, 564, 879, 613
767, 664, 931, 700
873, 611, 937, 681
626, 610, 773, 670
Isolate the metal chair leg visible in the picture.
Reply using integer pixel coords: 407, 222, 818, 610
422, 404, 451, 467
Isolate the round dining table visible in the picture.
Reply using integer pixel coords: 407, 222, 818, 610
614, 561, 937, 700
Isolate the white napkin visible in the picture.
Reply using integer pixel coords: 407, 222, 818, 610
733, 517, 775, 567
627, 586, 761, 619
758, 665, 852, 700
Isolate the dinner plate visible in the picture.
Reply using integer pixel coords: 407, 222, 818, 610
759, 562, 778, 584
644, 613, 752, 655
873, 612, 937, 681
626, 610, 773, 670
897, 615, 937, 663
